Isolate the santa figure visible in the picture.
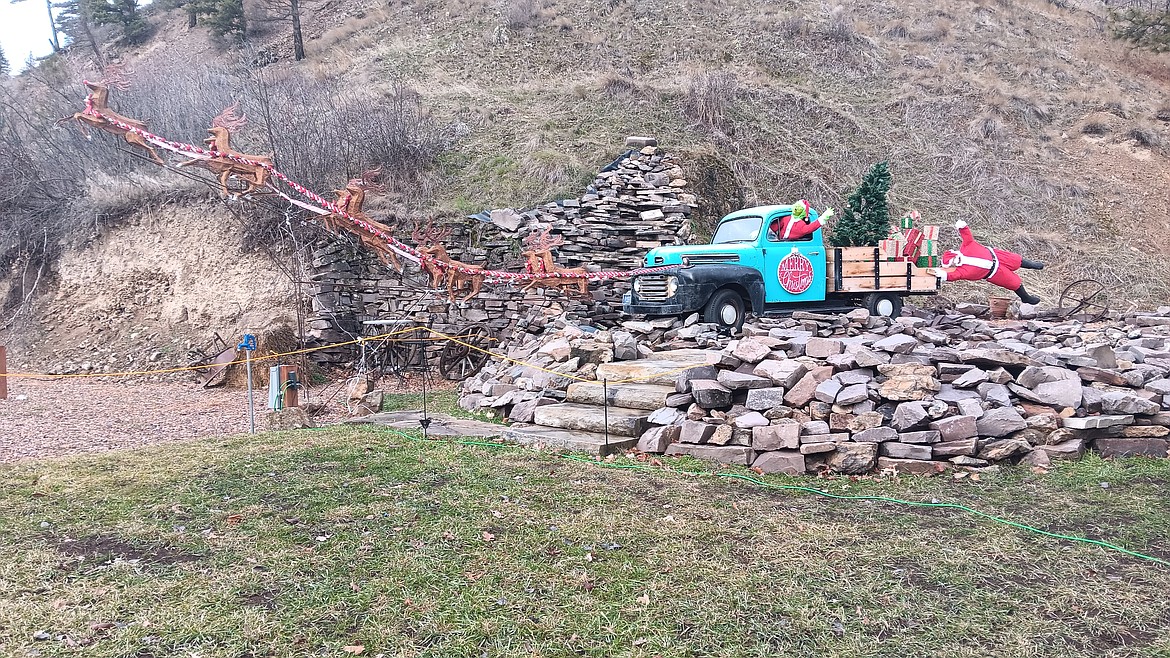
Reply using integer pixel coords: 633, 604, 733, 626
929, 220, 1045, 304
769, 200, 834, 241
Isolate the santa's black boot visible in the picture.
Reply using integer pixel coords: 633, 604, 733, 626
1015, 284, 1041, 305
1019, 258, 1045, 270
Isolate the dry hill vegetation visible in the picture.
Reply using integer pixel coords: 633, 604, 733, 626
3, 0, 1170, 350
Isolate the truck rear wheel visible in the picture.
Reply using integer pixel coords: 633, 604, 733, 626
704, 289, 746, 330
864, 292, 904, 318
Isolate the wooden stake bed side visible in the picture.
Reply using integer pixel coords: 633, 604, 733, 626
826, 247, 939, 294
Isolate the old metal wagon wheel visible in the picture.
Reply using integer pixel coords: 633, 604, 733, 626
439, 323, 493, 380
1058, 279, 1109, 322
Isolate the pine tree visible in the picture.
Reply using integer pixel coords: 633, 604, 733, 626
205, 0, 246, 39
91, 0, 151, 43
1111, 4, 1170, 52
829, 161, 891, 247
53, 0, 105, 65
0, 46, 9, 77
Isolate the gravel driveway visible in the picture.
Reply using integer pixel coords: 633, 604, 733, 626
0, 379, 349, 463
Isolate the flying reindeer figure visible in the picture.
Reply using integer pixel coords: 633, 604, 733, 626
326, 168, 403, 272
520, 227, 590, 298
179, 101, 273, 196
412, 220, 485, 303
62, 66, 165, 164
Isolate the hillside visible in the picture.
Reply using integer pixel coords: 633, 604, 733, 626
3, 0, 1170, 368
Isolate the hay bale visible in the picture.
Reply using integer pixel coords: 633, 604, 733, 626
224, 324, 311, 389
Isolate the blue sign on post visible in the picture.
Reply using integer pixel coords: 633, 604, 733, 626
240, 333, 258, 434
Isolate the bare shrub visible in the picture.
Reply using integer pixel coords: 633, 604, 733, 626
1010, 94, 1052, 127
1101, 100, 1130, 118
1081, 120, 1112, 135
825, 6, 855, 42
914, 19, 951, 42
883, 20, 909, 38
1129, 125, 1163, 148
681, 150, 744, 242
599, 73, 642, 98
684, 71, 740, 131
970, 115, 1009, 141
505, 0, 553, 29
1155, 105, 1170, 121
778, 16, 810, 38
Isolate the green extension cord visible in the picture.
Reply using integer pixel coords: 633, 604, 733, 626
378, 427, 1170, 568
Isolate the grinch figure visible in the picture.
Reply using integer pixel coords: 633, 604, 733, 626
768, 200, 835, 241
929, 220, 1045, 304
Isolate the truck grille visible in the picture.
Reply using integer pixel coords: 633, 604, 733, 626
637, 275, 671, 301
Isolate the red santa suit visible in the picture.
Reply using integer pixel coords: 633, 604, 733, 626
770, 201, 829, 241
935, 220, 1025, 290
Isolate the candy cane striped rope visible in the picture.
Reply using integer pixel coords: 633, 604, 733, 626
82, 98, 680, 281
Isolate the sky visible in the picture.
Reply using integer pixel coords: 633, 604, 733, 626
0, 0, 57, 72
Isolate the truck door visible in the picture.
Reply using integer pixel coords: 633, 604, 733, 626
760, 210, 828, 304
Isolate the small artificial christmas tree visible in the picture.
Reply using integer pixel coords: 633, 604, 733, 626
829, 160, 891, 247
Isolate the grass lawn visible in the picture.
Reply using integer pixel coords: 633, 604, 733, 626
1, 425, 1168, 658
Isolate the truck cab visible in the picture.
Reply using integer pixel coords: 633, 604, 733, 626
624, 204, 935, 329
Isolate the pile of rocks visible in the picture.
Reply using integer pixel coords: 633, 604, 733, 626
305, 137, 693, 364
460, 306, 1170, 474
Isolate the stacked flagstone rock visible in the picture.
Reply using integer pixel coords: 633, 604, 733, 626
460, 306, 1170, 474
305, 137, 692, 363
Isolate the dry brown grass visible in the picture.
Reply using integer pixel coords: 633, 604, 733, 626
683, 71, 740, 132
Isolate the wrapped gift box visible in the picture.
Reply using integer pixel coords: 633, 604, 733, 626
921, 224, 940, 240
902, 228, 924, 258
898, 210, 920, 231
879, 239, 906, 261
916, 255, 940, 267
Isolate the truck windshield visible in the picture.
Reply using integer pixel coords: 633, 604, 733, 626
711, 216, 762, 244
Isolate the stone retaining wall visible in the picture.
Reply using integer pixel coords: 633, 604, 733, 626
460, 307, 1170, 474
304, 137, 694, 364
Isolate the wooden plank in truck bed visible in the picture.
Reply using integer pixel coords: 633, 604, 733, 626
833, 275, 939, 293
838, 260, 923, 277
827, 246, 882, 262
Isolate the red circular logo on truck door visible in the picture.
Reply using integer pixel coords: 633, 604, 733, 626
777, 251, 814, 294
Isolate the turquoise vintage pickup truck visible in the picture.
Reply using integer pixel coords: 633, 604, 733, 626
623, 204, 939, 329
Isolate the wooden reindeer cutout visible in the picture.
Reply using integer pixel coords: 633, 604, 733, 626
180, 101, 273, 196
521, 227, 590, 298
63, 66, 164, 164
412, 220, 485, 303
326, 169, 402, 272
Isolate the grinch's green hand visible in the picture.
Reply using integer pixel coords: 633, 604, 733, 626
820, 207, 835, 222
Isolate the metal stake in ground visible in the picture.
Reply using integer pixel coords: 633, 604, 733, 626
419, 336, 431, 441
602, 378, 610, 451
0, 345, 7, 400
238, 334, 258, 434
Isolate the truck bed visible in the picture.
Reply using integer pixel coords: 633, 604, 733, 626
826, 247, 939, 295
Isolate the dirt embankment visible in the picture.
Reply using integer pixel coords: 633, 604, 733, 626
3, 201, 298, 375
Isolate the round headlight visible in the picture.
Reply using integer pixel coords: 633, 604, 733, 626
633, 278, 643, 294
666, 276, 678, 297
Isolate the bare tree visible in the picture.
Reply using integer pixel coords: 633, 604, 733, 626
252, 0, 305, 60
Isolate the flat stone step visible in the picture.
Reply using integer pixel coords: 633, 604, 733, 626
595, 351, 717, 386
501, 425, 638, 457
533, 403, 649, 437
564, 382, 677, 410
345, 411, 504, 439
646, 348, 721, 363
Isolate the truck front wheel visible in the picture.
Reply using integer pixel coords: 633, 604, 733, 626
864, 292, 904, 318
703, 289, 746, 330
